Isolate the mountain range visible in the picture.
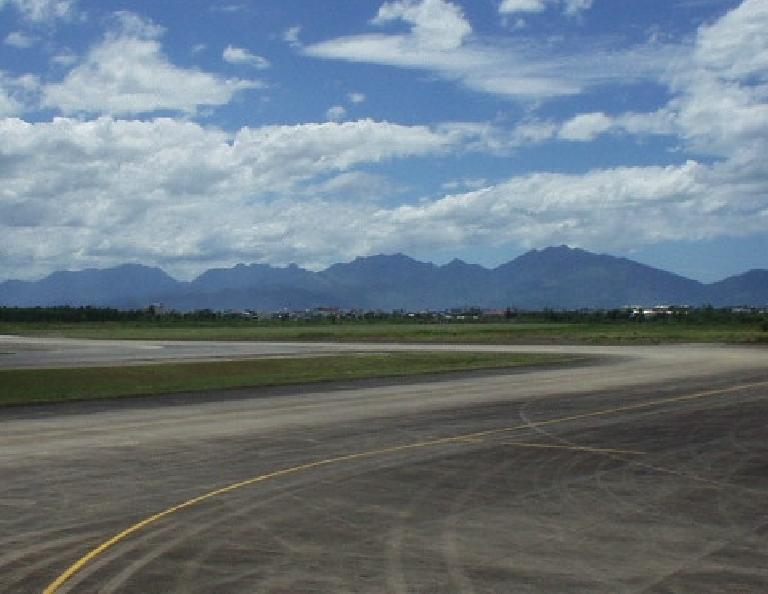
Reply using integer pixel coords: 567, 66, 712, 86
1, 246, 766, 310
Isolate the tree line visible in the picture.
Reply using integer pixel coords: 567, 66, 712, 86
0, 305, 765, 326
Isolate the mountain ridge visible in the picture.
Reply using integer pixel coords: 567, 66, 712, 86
1, 247, 766, 310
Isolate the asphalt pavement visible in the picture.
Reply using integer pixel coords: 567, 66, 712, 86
1, 338, 767, 592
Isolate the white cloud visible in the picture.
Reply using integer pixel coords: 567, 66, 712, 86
548, 108, 676, 142
544, 0, 768, 155
0, 71, 38, 116
305, 0, 675, 100
375, 159, 758, 255
614, 110, 677, 136
499, 0, 592, 16
0, 117, 465, 278
222, 45, 271, 69
42, 12, 261, 116
0, 91, 21, 117
347, 91, 366, 104
306, 171, 401, 201
562, 0, 592, 16
499, 0, 546, 14
372, 0, 471, 51
51, 49, 77, 66
511, 119, 558, 143
326, 105, 347, 121
435, 119, 558, 152
4, 31, 35, 48
442, 178, 488, 191
692, 0, 768, 81
669, 0, 768, 157
109, 10, 164, 38
367, 0, 768, 256
2, 111, 767, 280
558, 111, 613, 141
2, 0, 767, 281
283, 26, 301, 47
0, 0, 76, 23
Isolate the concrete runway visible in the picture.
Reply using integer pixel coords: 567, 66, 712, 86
1, 337, 767, 592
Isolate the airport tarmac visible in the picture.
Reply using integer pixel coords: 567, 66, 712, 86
1, 338, 767, 592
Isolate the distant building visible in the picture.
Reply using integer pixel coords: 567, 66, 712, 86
146, 303, 170, 315
630, 305, 690, 317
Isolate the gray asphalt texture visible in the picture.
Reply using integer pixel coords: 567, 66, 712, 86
1, 337, 767, 593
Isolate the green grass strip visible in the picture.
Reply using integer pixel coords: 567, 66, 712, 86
0, 352, 577, 406
2, 320, 766, 344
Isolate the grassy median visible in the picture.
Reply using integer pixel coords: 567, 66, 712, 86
2, 320, 767, 344
0, 352, 577, 406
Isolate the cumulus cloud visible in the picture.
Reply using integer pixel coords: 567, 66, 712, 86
325, 105, 347, 121
0, 72, 38, 116
347, 91, 366, 104
305, 0, 675, 100
669, 0, 768, 156
0, 117, 467, 278
0, 91, 21, 117
222, 45, 271, 69
372, 0, 471, 51
375, 157, 768, 263
2, 0, 767, 281
499, 0, 592, 16
4, 31, 35, 48
381, 161, 706, 249
0, 0, 76, 23
1, 114, 766, 281
368, 0, 768, 256
541, 0, 768, 155
304, 171, 401, 201
499, 0, 546, 13
558, 112, 613, 141
42, 12, 261, 116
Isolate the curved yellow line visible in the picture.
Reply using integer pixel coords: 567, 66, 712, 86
43, 379, 768, 593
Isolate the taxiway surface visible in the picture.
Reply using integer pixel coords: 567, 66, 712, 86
1, 338, 767, 592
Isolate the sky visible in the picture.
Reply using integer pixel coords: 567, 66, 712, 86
1, 0, 766, 283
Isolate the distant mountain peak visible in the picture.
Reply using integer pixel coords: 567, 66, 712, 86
0, 248, 765, 309
352, 252, 418, 263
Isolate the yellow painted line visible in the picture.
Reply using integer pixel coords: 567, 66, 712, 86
43, 379, 768, 593
454, 437, 643, 455
501, 441, 645, 455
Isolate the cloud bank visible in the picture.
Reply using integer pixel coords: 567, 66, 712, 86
0, 0, 766, 281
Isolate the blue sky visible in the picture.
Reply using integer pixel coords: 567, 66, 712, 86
1, 0, 766, 282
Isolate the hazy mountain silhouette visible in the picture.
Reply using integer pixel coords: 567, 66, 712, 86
707, 269, 768, 307
1, 247, 765, 310
0, 264, 178, 308
493, 246, 707, 308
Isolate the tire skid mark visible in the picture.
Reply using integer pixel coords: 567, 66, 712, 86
0, 531, 104, 592
517, 394, 768, 496
385, 457, 457, 594
44, 379, 768, 593
630, 433, 768, 592
0, 531, 100, 567
439, 447, 517, 594
96, 495, 272, 594
56, 511, 196, 593
518, 391, 768, 591
632, 518, 768, 593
